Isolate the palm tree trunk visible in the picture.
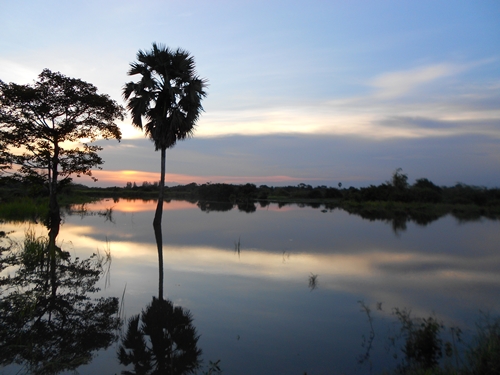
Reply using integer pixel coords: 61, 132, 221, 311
154, 148, 166, 226
153, 147, 166, 300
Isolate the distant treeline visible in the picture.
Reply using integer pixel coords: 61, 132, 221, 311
1, 169, 500, 207
182, 179, 500, 206
116, 169, 500, 207
2, 171, 500, 230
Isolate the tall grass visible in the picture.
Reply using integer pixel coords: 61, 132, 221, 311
0, 198, 49, 223
465, 314, 500, 375
21, 229, 49, 271
359, 303, 500, 375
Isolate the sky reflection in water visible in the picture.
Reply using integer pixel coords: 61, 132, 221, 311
3, 199, 499, 374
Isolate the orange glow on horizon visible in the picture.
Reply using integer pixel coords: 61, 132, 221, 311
83, 170, 322, 187
81, 198, 197, 212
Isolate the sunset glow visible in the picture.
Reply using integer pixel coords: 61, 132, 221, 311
84, 169, 322, 187
1, 1, 499, 188
2, 3, 500, 374
80, 198, 197, 213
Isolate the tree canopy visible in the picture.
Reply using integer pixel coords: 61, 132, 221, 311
122, 43, 207, 258
0, 69, 124, 198
123, 42, 207, 152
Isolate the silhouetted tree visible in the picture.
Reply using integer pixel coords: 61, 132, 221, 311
391, 168, 409, 190
123, 43, 207, 227
411, 178, 442, 203
0, 69, 123, 217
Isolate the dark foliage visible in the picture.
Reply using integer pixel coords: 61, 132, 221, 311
118, 297, 202, 375
197, 200, 234, 212
0, 232, 120, 374
123, 43, 207, 227
198, 183, 235, 202
0, 69, 123, 186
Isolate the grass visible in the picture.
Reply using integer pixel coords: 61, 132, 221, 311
359, 303, 500, 375
464, 314, 500, 375
0, 198, 49, 223
0, 193, 98, 223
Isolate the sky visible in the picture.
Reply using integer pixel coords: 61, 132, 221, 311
1, 0, 499, 188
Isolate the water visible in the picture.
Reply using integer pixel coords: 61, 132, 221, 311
1, 199, 499, 374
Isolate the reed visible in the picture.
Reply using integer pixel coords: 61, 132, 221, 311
0, 198, 49, 223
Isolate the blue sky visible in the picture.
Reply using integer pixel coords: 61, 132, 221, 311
1, 1, 499, 187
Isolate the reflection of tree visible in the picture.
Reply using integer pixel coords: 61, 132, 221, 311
0, 214, 120, 374
118, 196, 202, 375
324, 201, 499, 233
258, 200, 270, 208
197, 200, 234, 212
118, 297, 202, 375
334, 204, 443, 234
237, 201, 256, 213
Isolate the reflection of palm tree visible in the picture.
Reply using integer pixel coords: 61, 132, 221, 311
118, 297, 202, 375
0, 214, 121, 374
117, 200, 202, 374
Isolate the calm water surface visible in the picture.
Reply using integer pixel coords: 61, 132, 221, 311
1, 199, 499, 374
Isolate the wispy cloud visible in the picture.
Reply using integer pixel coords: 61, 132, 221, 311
192, 61, 500, 140
4, 53, 497, 142
369, 63, 462, 99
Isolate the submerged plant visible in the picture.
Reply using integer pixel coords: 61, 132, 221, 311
359, 302, 500, 375
465, 313, 500, 375
308, 273, 319, 291
358, 301, 376, 370
234, 236, 241, 258
388, 308, 445, 372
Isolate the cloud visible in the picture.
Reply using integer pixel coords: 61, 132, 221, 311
89, 133, 500, 188
4, 51, 497, 142
369, 63, 462, 99
189, 60, 500, 140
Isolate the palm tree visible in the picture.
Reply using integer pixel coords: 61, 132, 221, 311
123, 43, 207, 300
123, 42, 207, 226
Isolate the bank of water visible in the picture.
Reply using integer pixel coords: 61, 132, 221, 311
1, 198, 499, 374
